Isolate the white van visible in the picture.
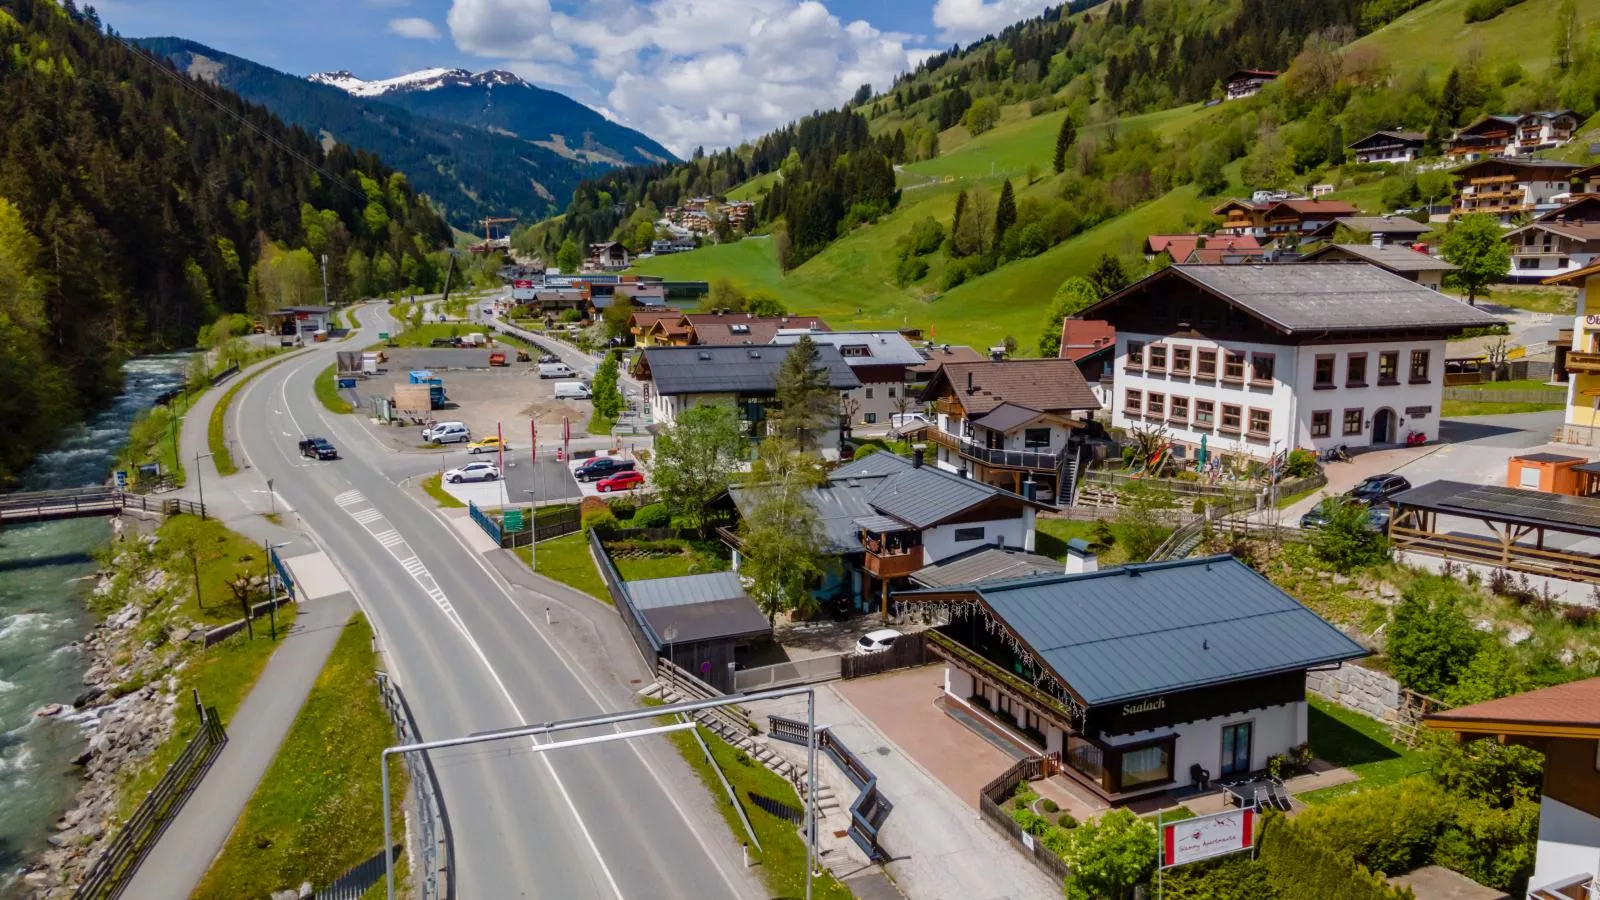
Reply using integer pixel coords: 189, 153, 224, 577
538, 361, 576, 379
553, 381, 592, 400
427, 422, 470, 444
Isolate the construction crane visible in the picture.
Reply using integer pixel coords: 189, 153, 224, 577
471, 216, 517, 254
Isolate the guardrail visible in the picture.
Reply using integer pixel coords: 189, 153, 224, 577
768, 715, 892, 862
466, 500, 501, 545
375, 673, 453, 900
73, 696, 226, 900
0, 488, 205, 525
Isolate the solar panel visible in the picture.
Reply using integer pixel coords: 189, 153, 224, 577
1397, 481, 1600, 535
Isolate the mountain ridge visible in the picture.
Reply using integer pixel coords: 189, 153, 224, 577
308, 66, 528, 97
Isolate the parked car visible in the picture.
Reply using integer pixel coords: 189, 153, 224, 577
1300, 498, 1391, 533
466, 437, 510, 455
428, 423, 471, 445
553, 381, 592, 400
538, 362, 576, 379
442, 462, 500, 484
1346, 474, 1412, 506
422, 421, 465, 442
574, 457, 635, 482
889, 412, 931, 432
855, 629, 904, 655
596, 470, 645, 493
538, 354, 560, 364
298, 435, 338, 460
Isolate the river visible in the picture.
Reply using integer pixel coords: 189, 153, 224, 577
0, 355, 189, 882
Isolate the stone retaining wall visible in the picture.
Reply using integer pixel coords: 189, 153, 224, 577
1306, 664, 1402, 723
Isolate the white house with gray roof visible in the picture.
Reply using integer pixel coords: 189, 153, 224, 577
771, 330, 926, 428
1079, 263, 1501, 462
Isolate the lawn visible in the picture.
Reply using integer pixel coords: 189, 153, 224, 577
1452, 378, 1562, 393
1298, 696, 1428, 805
115, 603, 300, 822
645, 701, 852, 900
157, 513, 278, 626
612, 545, 731, 581
314, 364, 355, 415
1441, 398, 1564, 417
1347, 0, 1597, 80
419, 473, 465, 508
1035, 516, 1168, 567
1477, 284, 1578, 315
517, 532, 610, 603
192, 615, 405, 900
380, 322, 489, 349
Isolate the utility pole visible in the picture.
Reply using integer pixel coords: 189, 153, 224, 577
320, 253, 330, 308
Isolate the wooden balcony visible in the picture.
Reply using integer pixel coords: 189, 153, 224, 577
863, 545, 924, 579
1567, 352, 1600, 374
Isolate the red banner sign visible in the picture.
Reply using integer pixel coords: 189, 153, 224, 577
1160, 809, 1254, 869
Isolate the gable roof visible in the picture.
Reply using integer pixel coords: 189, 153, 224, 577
1305, 216, 1433, 239
1146, 234, 1262, 260
770, 330, 926, 366
1301, 243, 1458, 273
1425, 677, 1600, 738
635, 344, 859, 395
1510, 220, 1600, 243
921, 359, 1101, 416
1347, 130, 1426, 148
1533, 194, 1600, 224
1450, 158, 1583, 179
1082, 263, 1499, 335
1059, 319, 1116, 363
1261, 199, 1359, 218
1454, 114, 1521, 136
910, 546, 1062, 588
908, 344, 987, 377
630, 310, 683, 330
1225, 69, 1278, 80
685, 313, 831, 345
969, 401, 1052, 433
1186, 245, 1268, 264
899, 555, 1368, 706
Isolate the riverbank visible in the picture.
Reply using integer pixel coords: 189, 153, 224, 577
15, 514, 296, 896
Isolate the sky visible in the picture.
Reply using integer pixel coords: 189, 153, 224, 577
92, 0, 1058, 157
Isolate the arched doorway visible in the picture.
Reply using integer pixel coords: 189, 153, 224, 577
1372, 408, 1397, 444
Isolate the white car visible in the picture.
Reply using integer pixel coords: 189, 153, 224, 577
855, 629, 904, 655
442, 462, 500, 484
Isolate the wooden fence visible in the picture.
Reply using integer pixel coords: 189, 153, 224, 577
978, 756, 1073, 886
840, 630, 929, 679
73, 699, 226, 900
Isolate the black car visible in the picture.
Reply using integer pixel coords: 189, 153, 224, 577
1300, 498, 1391, 533
1346, 474, 1412, 505
573, 457, 635, 482
538, 353, 560, 364
299, 436, 338, 460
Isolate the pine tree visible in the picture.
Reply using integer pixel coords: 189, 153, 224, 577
949, 189, 970, 258
994, 179, 1017, 249
772, 335, 834, 452
1053, 115, 1076, 174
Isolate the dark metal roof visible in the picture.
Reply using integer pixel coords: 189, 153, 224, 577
729, 478, 881, 553
970, 402, 1048, 433
1314, 216, 1433, 236
1390, 480, 1600, 538
901, 555, 1368, 705
639, 344, 859, 395
625, 572, 771, 645
866, 463, 1015, 529
832, 452, 917, 479
771, 330, 927, 366
910, 547, 1062, 588
1094, 264, 1502, 334
854, 514, 912, 533
1301, 244, 1458, 273
1574, 461, 1600, 475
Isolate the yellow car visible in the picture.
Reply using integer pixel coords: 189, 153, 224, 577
465, 437, 510, 455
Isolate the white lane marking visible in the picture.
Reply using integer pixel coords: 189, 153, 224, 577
336, 489, 366, 506
352, 508, 384, 525
376, 529, 404, 547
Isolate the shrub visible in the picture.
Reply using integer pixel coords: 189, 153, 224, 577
1563, 604, 1597, 626
1041, 798, 1059, 813
1063, 809, 1157, 900
1285, 448, 1319, 479
631, 503, 671, 528
1311, 499, 1389, 573
1426, 734, 1544, 807
1161, 855, 1276, 900
1293, 778, 1456, 875
581, 507, 618, 532
608, 497, 638, 520
1387, 576, 1483, 697
1259, 812, 1416, 900
1058, 812, 1078, 829
1433, 799, 1539, 893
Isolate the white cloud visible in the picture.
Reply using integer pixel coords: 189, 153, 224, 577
444, 0, 924, 156
931, 0, 1052, 43
388, 17, 443, 39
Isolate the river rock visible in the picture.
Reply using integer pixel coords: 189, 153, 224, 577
299, 881, 313, 898
34, 704, 64, 719
73, 687, 104, 709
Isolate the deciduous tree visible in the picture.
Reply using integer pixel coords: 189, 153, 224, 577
1038, 276, 1100, 356
737, 439, 827, 623
651, 403, 748, 531
1063, 809, 1157, 900
556, 237, 582, 272
1441, 214, 1511, 305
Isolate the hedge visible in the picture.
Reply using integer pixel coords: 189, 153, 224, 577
1259, 813, 1415, 900
1293, 778, 1456, 875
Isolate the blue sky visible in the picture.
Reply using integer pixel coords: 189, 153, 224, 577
94, 0, 1054, 155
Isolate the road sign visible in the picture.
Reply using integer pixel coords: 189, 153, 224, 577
503, 509, 524, 531
378, 331, 389, 340
1160, 808, 1254, 869
114, 470, 128, 489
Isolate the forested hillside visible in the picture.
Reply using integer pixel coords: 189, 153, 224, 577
0, 0, 449, 482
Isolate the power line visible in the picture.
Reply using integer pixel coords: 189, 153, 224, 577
113, 36, 372, 205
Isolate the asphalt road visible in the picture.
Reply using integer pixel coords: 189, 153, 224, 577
220, 304, 757, 899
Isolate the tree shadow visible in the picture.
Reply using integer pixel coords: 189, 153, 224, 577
1308, 705, 1401, 768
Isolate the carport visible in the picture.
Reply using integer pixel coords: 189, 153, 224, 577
1389, 480, 1600, 583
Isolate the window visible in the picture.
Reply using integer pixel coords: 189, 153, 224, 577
1169, 396, 1189, 422
1343, 408, 1364, 436
1148, 344, 1168, 371
1171, 346, 1192, 375
1119, 742, 1173, 790
865, 387, 874, 400
1197, 349, 1218, 379
1126, 340, 1145, 369
1378, 351, 1399, 384
1314, 355, 1336, 389
1409, 349, 1431, 383
1347, 353, 1368, 387
1023, 427, 1051, 450
1194, 400, 1215, 428
1248, 408, 1271, 438
1223, 350, 1246, 382
1147, 393, 1165, 417
1251, 353, 1276, 385
953, 527, 985, 542
888, 386, 897, 398
1125, 389, 1142, 415
1220, 404, 1242, 433
864, 413, 877, 424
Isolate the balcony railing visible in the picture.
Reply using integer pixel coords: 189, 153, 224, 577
863, 544, 924, 579
927, 428, 1065, 472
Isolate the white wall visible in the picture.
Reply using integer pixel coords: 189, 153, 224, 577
1532, 795, 1600, 895
1110, 331, 1451, 459
1111, 701, 1305, 788
846, 378, 907, 426
923, 516, 1032, 563
977, 421, 1074, 455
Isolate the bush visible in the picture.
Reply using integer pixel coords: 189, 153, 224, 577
1293, 778, 1456, 875
1285, 448, 1319, 479
1311, 499, 1389, 573
1041, 798, 1059, 813
1161, 855, 1276, 900
1433, 799, 1539, 894
1063, 809, 1157, 900
1259, 812, 1416, 900
1387, 576, 1484, 697
1058, 812, 1078, 829
631, 503, 671, 528
580, 498, 618, 532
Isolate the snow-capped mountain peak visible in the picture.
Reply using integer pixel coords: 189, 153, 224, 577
307, 67, 527, 97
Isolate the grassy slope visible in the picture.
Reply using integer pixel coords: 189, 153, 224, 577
1348, 0, 1600, 79
193, 615, 405, 899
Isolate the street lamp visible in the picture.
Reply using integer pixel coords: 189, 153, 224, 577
194, 451, 212, 519
524, 490, 538, 570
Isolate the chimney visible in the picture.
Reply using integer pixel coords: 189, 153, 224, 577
912, 445, 925, 468
966, 371, 974, 394
1064, 538, 1098, 574
1021, 480, 1037, 502
1372, 232, 1385, 248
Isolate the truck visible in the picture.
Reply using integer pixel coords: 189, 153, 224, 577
488, 351, 508, 367
408, 370, 442, 386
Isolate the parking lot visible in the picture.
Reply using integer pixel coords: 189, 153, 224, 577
351, 348, 596, 453
436, 451, 651, 507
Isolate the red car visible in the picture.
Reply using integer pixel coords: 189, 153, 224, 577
596, 470, 645, 493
